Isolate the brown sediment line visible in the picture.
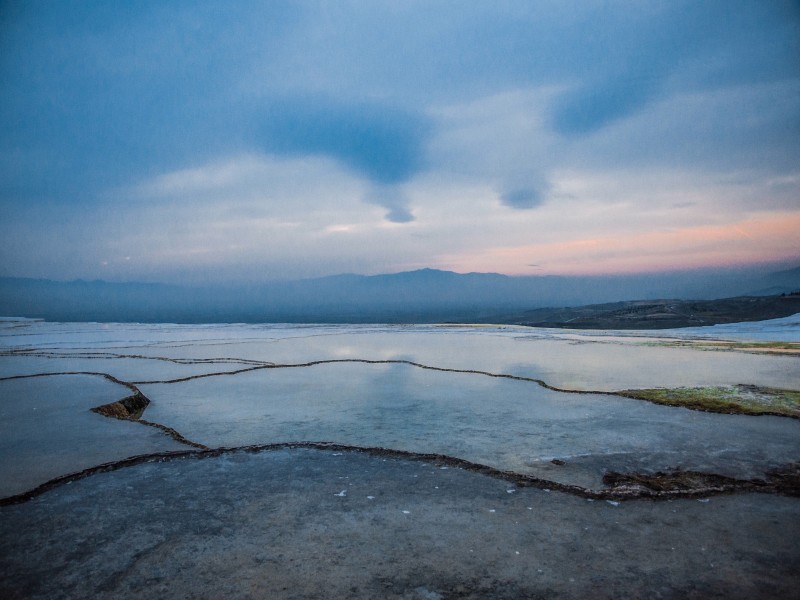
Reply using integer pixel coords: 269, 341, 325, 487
136, 419, 208, 449
0, 370, 141, 394
0, 373, 796, 503
0, 442, 796, 507
91, 394, 208, 450
4, 358, 799, 421
2, 365, 591, 454
130, 358, 800, 419
130, 358, 616, 396
0, 348, 271, 366
1, 356, 593, 394
0, 371, 209, 449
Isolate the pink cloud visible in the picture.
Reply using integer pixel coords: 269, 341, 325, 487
438, 211, 800, 275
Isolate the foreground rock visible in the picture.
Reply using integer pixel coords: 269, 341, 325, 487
1, 449, 798, 599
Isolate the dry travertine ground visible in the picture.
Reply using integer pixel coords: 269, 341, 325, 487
1, 449, 798, 600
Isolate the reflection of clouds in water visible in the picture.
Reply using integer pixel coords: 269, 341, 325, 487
142, 359, 799, 488
3, 321, 800, 495
332, 345, 357, 358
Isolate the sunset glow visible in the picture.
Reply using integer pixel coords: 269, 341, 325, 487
438, 212, 800, 276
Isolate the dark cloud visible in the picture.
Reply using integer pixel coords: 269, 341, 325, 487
385, 206, 415, 224
549, 5, 696, 136
364, 184, 415, 223
550, 1, 800, 136
552, 73, 661, 135
500, 184, 548, 210
0, 0, 298, 200
258, 97, 431, 185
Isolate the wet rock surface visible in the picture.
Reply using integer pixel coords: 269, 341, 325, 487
1, 449, 798, 600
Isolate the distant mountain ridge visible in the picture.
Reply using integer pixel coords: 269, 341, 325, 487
1, 265, 798, 324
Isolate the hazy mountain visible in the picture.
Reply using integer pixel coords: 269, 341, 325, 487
1, 264, 798, 324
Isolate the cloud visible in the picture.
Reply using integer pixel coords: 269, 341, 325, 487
3, 157, 799, 283
363, 184, 415, 223
440, 211, 800, 276
128, 153, 369, 214
257, 96, 431, 185
552, 73, 661, 135
558, 79, 800, 180
548, 0, 800, 136
0, 0, 299, 199
500, 185, 548, 210
548, 4, 695, 136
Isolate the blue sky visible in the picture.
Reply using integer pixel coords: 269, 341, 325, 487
1, 0, 799, 282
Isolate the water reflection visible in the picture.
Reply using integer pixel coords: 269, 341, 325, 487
141, 362, 799, 489
3, 321, 798, 494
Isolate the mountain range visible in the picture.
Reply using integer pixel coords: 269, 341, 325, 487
1, 265, 799, 324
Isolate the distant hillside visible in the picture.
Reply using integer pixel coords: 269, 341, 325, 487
510, 293, 800, 329
0, 265, 798, 324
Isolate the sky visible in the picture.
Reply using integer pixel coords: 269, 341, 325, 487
1, 0, 799, 284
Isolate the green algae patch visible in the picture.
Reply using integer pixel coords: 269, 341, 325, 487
647, 340, 800, 355
616, 385, 800, 418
